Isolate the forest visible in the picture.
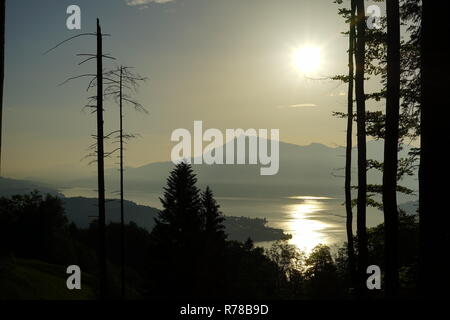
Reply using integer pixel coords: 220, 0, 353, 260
0, 0, 449, 301
0, 164, 420, 299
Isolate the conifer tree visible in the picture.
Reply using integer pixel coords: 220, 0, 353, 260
201, 186, 226, 243
153, 162, 203, 248
150, 162, 204, 298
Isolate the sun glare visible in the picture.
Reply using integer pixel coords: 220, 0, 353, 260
291, 46, 322, 74
283, 200, 331, 253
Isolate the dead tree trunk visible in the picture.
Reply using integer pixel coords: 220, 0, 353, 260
96, 18, 107, 299
101, 65, 147, 299
119, 66, 125, 298
0, 0, 5, 176
42, 19, 112, 299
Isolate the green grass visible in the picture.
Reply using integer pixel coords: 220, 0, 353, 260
0, 257, 97, 300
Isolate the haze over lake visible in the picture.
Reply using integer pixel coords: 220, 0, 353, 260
60, 186, 384, 252
54, 140, 415, 252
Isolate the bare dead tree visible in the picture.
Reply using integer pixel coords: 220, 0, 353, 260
103, 65, 147, 298
44, 19, 113, 300
95, 19, 108, 300
0, 0, 5, 176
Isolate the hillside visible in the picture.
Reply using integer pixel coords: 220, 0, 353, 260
0, 179, 290, 242
0, 177, 61, 197
0, 258, 96, 300
63, 197, 290, 242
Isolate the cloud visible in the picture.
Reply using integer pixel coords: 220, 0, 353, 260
277, 103, 317, 109
329, 92, 346, 97
125, 0, 175, 7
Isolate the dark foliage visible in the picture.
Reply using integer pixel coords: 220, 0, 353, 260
0, 165, 425, 299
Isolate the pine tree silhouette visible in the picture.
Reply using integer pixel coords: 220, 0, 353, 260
150, 162, 204, 298
153, 162, 203, 249
149, 163, 230, 298
201, 186, 226, 243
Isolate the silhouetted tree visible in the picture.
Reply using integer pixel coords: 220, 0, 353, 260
201, 186, 226, 243
118, 66, 125, 299
419, 0, 450, 298
243, 237, 254, 251
355, 0, 368, 295
383, 0, 400, 297
0, 192, 72, 264
363, 0, 421, 207
345, 0, 357, 291
44, 19, 114, 299
94, 18, 108, 300
221, 240, 281, 299
0, 0, 5, 176
103, 221, 152, 294
103, 65, 147, 298
150, 162, 204, 298
267, 240, 305, 280
154, 162, 203, 245
335, 3, 422, 297
304, 244, 341, 298
354, 1, 422, 296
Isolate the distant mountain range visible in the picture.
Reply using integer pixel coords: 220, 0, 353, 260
1, 139, 418, 243
0, 177, 63, 198
53, 139, 418, 201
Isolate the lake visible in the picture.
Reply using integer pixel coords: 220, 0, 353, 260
60, 187, 384, 253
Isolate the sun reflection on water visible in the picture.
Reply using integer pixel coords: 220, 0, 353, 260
283, 199, 333, 253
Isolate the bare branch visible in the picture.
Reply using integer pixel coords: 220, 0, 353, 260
58, 74, 96, 86
104, 130, 121, 138
122, 97, 149, 114
105, 148, 121, 158
43, 33, 97, 55
78, 56, 97, 66
76, 53, 96, 57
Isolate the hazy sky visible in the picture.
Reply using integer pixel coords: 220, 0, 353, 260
3, 0, 385, 179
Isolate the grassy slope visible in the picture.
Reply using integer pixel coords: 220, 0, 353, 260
0, 258, 97, 300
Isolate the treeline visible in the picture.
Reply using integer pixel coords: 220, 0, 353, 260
333, 0, 450, 298
59, 196, 289, 243
0, 162, 422, 299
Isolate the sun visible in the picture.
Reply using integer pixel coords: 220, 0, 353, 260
291, 46, 322, 74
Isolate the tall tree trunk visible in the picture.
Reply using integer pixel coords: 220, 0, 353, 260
383, 0, 400, 298
0, 0, 5, 176
419, 1, 450, 298
119, 66, 125, 299
354, 0, 368, 296
96, 18, 107, 299
345, 0, 357, 291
